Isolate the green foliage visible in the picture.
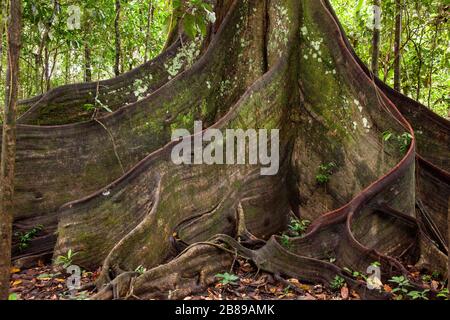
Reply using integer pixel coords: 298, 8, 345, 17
388, 275, 411, 298
280, 233, 290, 248
330, 0, 449, 117
407, 289, 429, 300
437, 288, 449, 299
330, 275, 346, 290
135, 265, 147, 275
398, 133, 413, 153
14, 225, 44, 251
288, 218, 311, 236
343, 267, 368, 281
215, 272, 239, 286
381, 131, 413, 153
8, 293, 18, 300
0, 0, 171, 102
316, 162, 336, 185
54, 249, 78, 268
168, 0, 215, 39
382, 130, 393, 142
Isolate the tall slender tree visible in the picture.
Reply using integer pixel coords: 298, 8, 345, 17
114, 0, 122, 76
0, 0, 21, 300
0, 0, 5, 82
370, 0, 381, 76
393, 0, 402, 91
144, 0, 155, 62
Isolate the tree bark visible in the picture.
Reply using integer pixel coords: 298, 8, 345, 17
1, 0, 449, 300
371, 0, 381, 76
144, 0, 154, 62
114, 0, 122, 76
393, 0, 402, 91
0, 0, 5, 83
84, 45, 92, 82
0, 0, 21, 300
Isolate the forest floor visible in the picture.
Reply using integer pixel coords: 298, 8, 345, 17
8, 257, 447, 300
8, 258, 352, 300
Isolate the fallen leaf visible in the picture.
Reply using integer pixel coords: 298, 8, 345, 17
10, 267, 20, 274
351, 290, 360, 299
431, 280, 439, 291
341, 286, 349, 299
383, 284, 392, 293
11, 280, 22, 286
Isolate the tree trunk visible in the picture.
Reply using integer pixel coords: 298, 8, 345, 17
0, 0, 5, 83
0, 0, 21, 300
371, 0, 381, 76
1, 0, 449, 300
144, 0, 154, 62
84, 45, 92, 83
114, 0, 122, 76
393, 0, 402, 91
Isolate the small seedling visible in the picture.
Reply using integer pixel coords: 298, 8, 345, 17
288, 218, 311, 236
215, 272, 239, 286
437, 288, 449, 299
382, 131, 393, 142
421, 274, 432, 282
83, 103, 95, 111
389, 275, 411, 298
343, 267, 367, 281
330, 275, 346, 290
135, 265, 147, 275
316, 162, 336, 185
8, 293, 18, 300
15, 225, 44, 251
398, 133, 412, 153
55, 249, 78, 268
281, 233, 290, 248
407, 289, 429, 300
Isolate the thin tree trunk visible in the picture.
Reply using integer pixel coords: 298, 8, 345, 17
371, 0, 381, 76
0, 0, 5, 83
426, 23, 439, 108
0, 0, 21, 301
144, 0, 154, 62
84, 44, 92, 82
393, 0, 402, 91
114, 0, 122, 76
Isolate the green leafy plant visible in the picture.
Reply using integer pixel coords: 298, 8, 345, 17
421, 274, 432, 282
437, 288, 449, 299
343, 267, 367, 281
316, 162, 336, 185
407, 289, 429, 300
280, 233, 290, 248
135, 265, 147, 275
388, 275, 411, 298
398, 133, 413, 153
54, 249, 78, 268
288, 218, 311, 236
330, 275, 346, 290
382, 131, 393, 142
168, 0, 215, 39
370, 261, 381, 268
8, 293, 18, 300
431, 271, 441, 280
215, 272, 239, 286
15, 225, 44, 251
83, 103, 95, 111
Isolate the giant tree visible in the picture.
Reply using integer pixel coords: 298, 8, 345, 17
1, 0, 449, 300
